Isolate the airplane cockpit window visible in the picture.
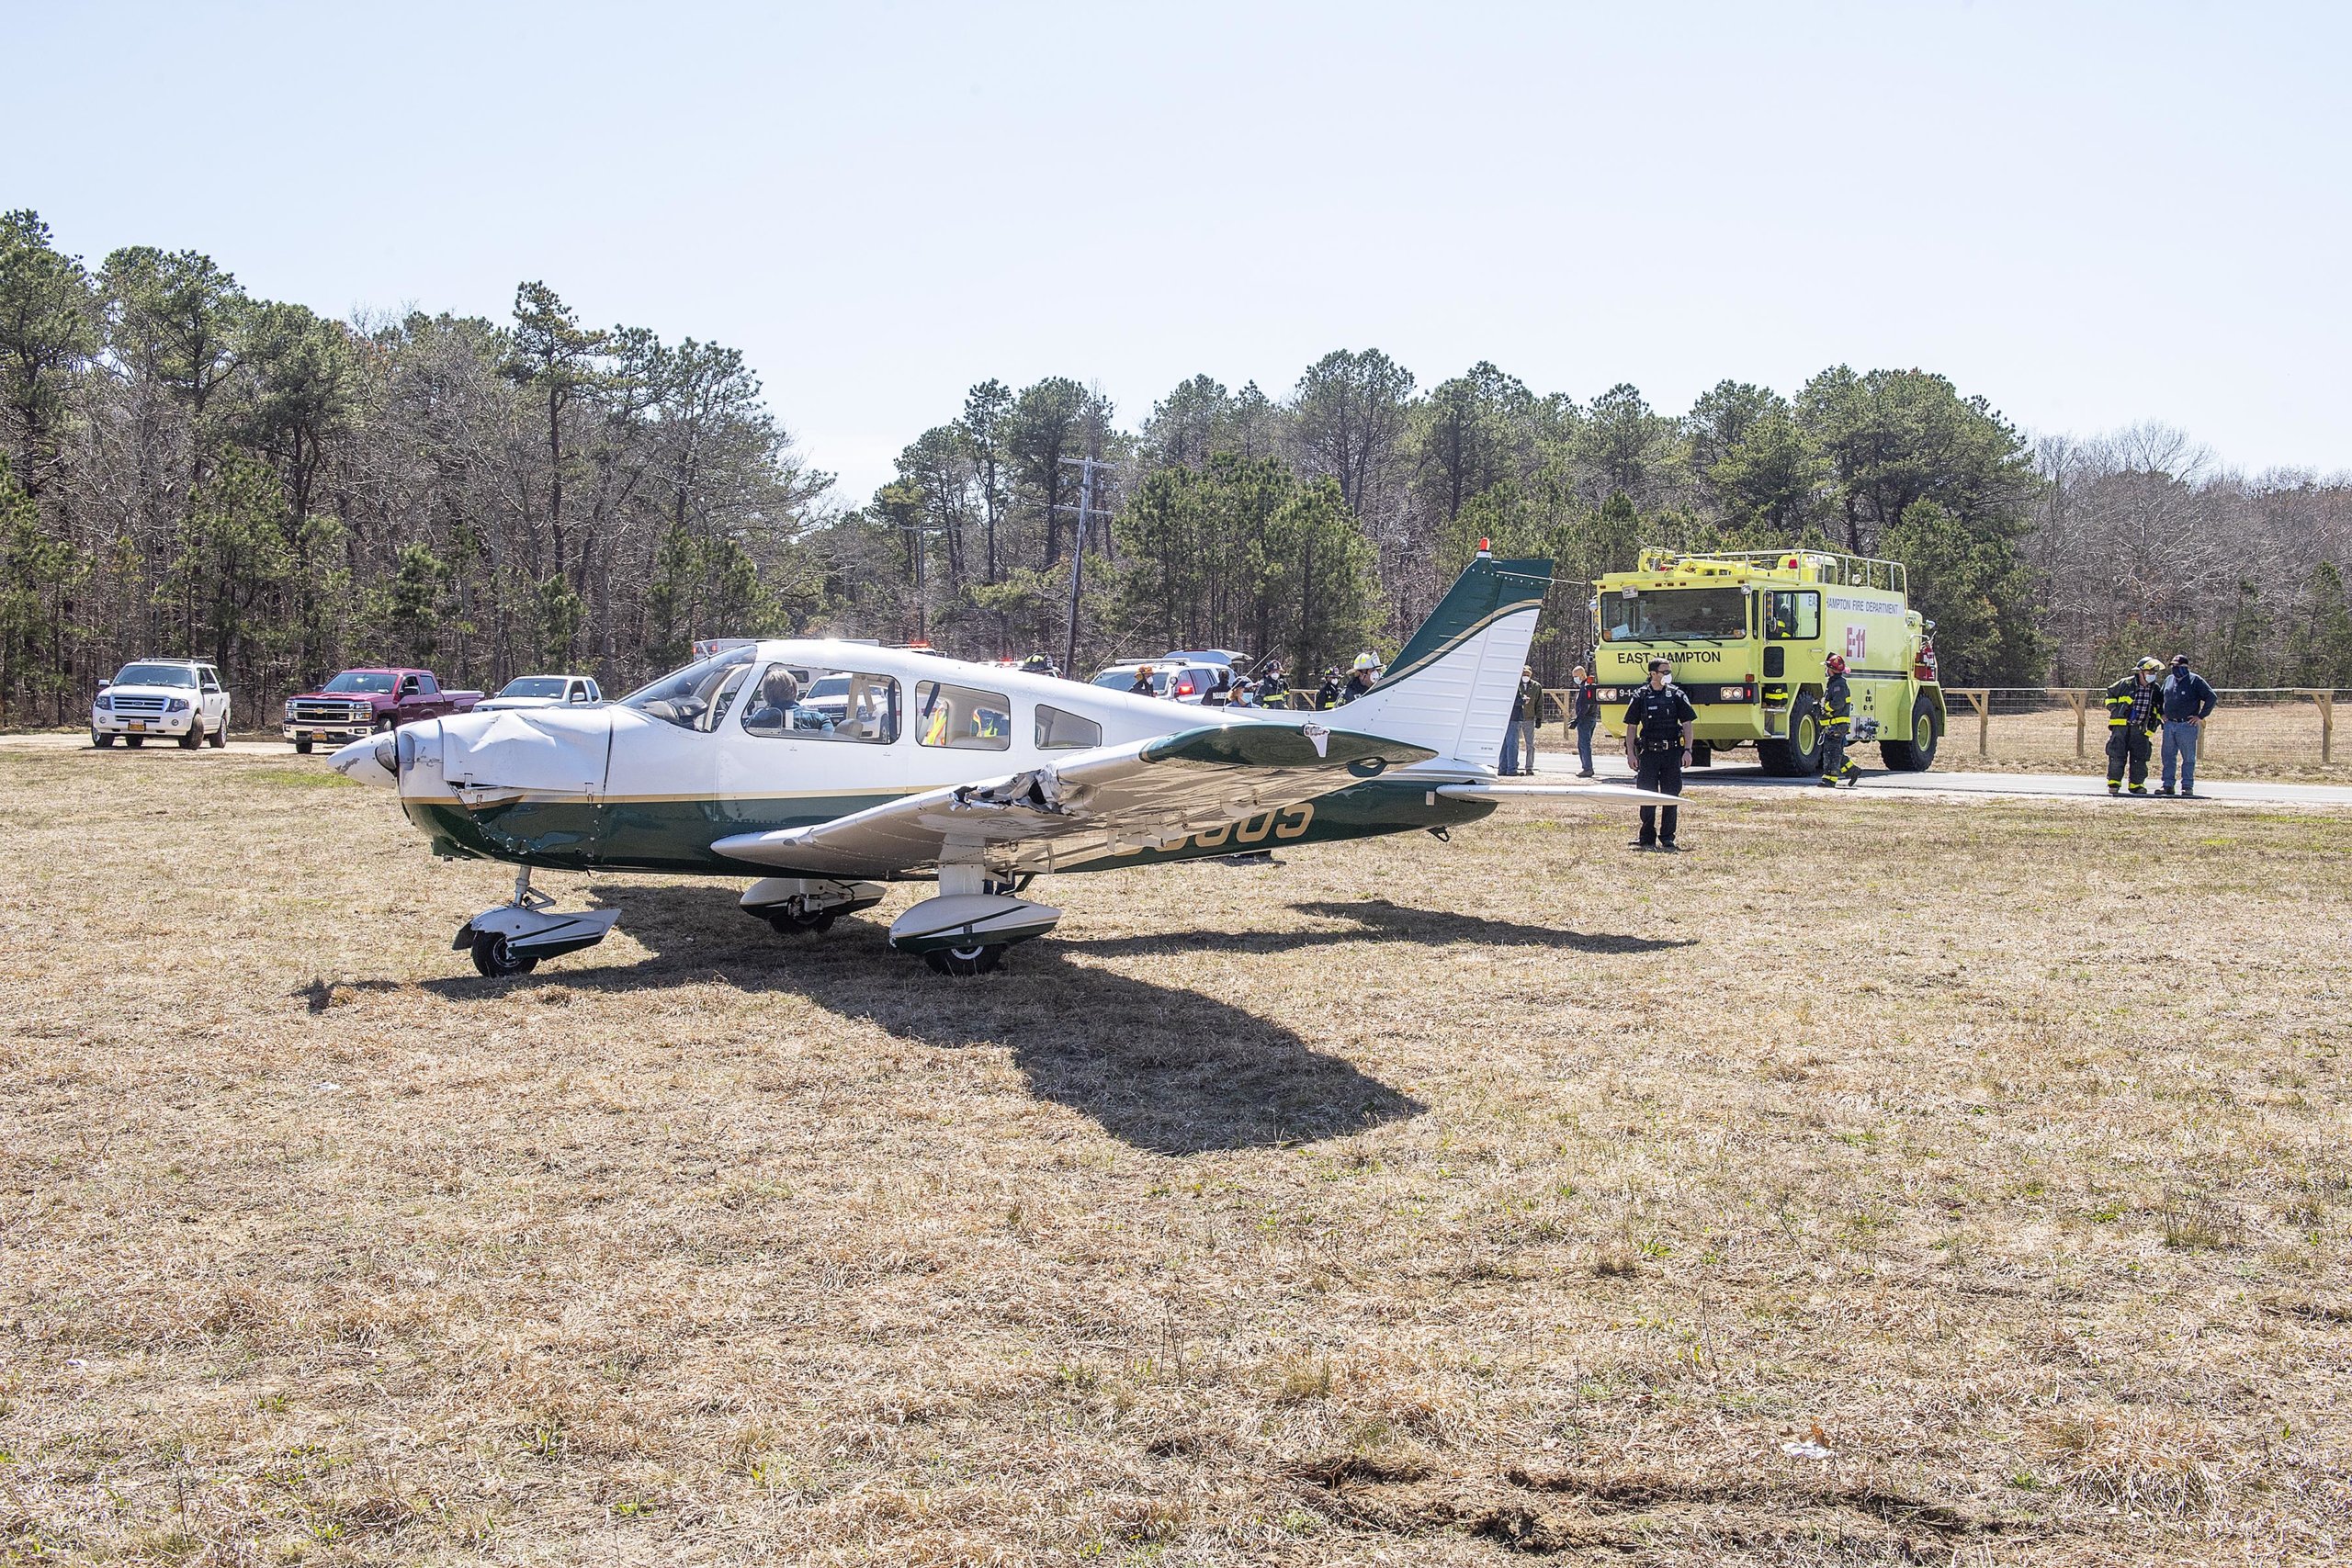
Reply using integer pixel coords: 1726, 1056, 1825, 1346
620, 645, 757, 730
1035, 704, 1102, 750
741, 664, 900, 743
916, 680, 1012, 750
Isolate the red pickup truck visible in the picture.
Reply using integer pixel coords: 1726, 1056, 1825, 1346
282, 668, 483, 753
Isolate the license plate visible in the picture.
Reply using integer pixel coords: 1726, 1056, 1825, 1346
311, 730, 330, 740
128, 721, 145, 731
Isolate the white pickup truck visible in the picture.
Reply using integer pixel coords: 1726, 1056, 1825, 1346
92, 660, 232, 748
474, 673, 603, 712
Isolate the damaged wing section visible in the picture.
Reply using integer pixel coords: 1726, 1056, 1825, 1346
952, 767, 1082, 815
710, 723, 1432, 879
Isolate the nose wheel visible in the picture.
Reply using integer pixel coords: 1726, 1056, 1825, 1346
455, 864, 619, 978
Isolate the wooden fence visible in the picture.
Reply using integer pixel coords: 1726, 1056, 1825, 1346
1940, 689, 2342, 765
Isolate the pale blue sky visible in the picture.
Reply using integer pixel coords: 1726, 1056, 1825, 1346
10, 1, 2347, 502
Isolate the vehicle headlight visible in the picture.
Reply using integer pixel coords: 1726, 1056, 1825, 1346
166, 697, 188, 713
95, 694, 111, 712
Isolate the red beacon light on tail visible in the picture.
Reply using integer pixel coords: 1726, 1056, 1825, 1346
1477, 537, 1492, 558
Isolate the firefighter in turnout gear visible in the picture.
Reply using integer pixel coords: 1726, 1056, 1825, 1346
1817, 653, 1859, 786
2104, 655, 2165, 795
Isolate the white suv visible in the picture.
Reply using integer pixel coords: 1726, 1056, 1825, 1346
92, 660, 232, 749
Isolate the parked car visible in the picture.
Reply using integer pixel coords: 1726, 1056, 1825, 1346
474, 674, 603, 712
1089, 660, 1228, 704
281, 667, 482, 753
91, 660, 231, 749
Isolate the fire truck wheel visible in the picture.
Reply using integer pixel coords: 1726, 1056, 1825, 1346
1758, 693, 1826, 776
1881, 695, 1941, 772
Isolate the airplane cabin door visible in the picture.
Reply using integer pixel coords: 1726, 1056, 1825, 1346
715, 661, 908, 830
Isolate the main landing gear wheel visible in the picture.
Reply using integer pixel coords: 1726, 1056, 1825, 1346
766, 907, 836, 935
470, 930, 539, 978
923, 942, 1005, 977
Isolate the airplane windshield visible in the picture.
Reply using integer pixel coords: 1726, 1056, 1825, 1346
620, 646, 757, 730
1602, 588, 1747, 642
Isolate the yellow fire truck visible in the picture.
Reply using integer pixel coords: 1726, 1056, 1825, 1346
1591, 548, 1945, 774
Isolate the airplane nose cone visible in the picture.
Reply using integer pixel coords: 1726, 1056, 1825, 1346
329, 732, 399, 787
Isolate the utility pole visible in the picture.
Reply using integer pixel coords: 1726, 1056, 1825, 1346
896, 515, 944, 645
1055, 455, 1114, 677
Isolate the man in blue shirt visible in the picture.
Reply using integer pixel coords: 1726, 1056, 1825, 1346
2155, 652, 2217, 798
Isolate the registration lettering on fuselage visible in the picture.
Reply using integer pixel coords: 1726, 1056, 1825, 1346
1113, 801, 1314, 856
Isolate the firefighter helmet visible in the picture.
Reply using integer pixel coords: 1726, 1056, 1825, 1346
2136, 655, 2165, 673
1825, 653, 1848, 674
1351, 651, 1378, 671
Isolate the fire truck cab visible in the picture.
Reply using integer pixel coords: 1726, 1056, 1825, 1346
1592, 548, 1944, 776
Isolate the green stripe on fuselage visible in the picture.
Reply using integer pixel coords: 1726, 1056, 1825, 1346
404, 778, 1493, 876
404, 791, 917, 873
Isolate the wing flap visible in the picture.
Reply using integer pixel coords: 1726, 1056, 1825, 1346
712, 722, 1432, 877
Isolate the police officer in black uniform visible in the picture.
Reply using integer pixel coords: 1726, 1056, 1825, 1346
1622, 657, 1696, 851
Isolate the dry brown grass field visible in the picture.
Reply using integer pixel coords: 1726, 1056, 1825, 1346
5, 743, 2349, 1566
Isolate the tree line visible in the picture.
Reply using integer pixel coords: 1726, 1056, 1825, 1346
5, 210, 2349, 727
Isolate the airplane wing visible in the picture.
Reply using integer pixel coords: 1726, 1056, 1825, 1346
709, 722, 1434, 878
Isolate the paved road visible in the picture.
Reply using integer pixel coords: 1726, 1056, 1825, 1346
1524, 747, 2352, 808
1, 734, 324, 758
7, 729, 2351, 807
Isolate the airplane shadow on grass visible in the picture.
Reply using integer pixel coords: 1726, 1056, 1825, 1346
1060, 897, 1695, 962
417, 889, 1686, 1155
413, 886, 1374, 1154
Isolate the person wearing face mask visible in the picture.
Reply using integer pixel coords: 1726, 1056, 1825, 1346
1621, 657, 1696, 851
2102, 655, 2165, 796
2155, 652, 2216, 798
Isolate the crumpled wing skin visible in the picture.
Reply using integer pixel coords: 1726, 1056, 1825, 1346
710, 723, 1434, 878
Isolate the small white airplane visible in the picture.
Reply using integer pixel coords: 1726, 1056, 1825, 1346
332, 549, 1668, 978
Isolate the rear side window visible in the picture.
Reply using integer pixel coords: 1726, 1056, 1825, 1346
917, 681, 1012, 750
414, 672, 439, 694
198, 667, 222, 693
1035, 705, 1102, 750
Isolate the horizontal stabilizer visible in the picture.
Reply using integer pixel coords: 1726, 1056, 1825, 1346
1435, 782, 1683, 805
1142, 722, 1430, 771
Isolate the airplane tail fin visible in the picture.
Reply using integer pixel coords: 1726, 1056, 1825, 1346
1335, 551, 1554, 769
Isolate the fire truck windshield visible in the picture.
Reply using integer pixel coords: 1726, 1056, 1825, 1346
1604, 587, 1747, 642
